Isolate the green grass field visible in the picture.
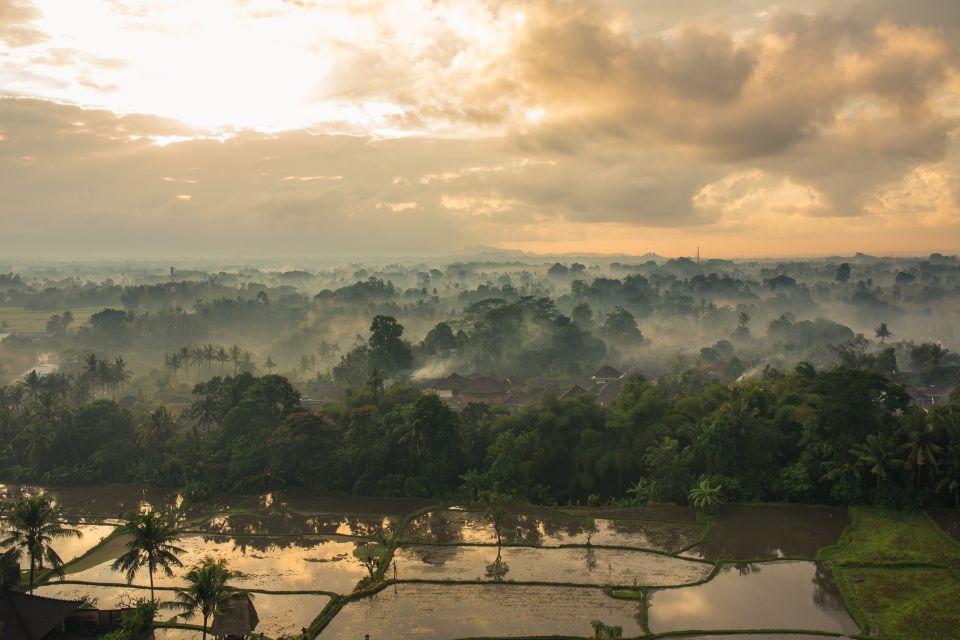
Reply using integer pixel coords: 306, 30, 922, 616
0, 307, 103, 333
819, 508, 960, 565
837, 567, 960, 639
821, 507, 960, 640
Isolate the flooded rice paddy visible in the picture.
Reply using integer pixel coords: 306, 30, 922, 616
696, 505, 850, 560
647, 561, 859, 635
66, 533, 368, 593
6, 483, 866, 638
322, 583, 646, 639
393, 544, 711, 586
194, 511, 398, 539
402, 507, 701, 551
13, 523, 117, 569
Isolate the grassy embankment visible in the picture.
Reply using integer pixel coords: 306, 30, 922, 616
819, 508, 960, 640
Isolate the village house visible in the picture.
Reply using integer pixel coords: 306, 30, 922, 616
0, 592, 80, 640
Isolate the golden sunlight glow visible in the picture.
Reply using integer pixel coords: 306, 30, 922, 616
9, 0, 519, 132
1, 0, 957, 257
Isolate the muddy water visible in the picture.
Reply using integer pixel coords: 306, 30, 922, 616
196, 511, 398, 539
66, 533, 368, 593
0, 482, 259, 520
0, 483, 184, 518
541, 517, 702, 550
394, 544, 711, 587
9, 523, 117, 570
322, 583, 645, 639
34, 583, 328, 637
928, 508, 960, 542
34, 582, 152, 608
647, 561, 859, 635
698, 505, 850, 560
402, 508, 701, 551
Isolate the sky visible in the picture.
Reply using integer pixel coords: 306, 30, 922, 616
0, 0, 958, 259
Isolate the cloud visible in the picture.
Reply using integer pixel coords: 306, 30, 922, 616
0, 0, 45, 46
0, 0, 958, 257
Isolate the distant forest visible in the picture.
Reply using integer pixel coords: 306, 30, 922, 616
1, 254, 958, 508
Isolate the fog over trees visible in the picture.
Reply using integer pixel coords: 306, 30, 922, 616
1, 253, 958, 508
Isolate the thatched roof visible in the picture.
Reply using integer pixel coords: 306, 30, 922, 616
211, 593, 259, 636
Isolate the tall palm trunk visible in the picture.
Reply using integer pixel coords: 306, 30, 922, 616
29, 555, 35, 594
202, 613, 208, 640
149, 558, 155, 603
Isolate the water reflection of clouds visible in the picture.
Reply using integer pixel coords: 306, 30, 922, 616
65, 534, 368, 593
402, 508, 700, 551
647, 561, 859, 634
393, 545, 711, 586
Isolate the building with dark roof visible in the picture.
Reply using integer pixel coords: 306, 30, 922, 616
425, 373, 469, 398
558, 384, 588, 400
591, 366, 623, 384
0, 592, 80, 640
459, 376, 510, 405
211, 593, 259, 639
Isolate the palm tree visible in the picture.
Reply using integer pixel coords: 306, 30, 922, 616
190, 395, 219, 433
228, 345, 243, 375
138, 407, 177, 451
22, 422, 54, 470
850, 433, 905, 492
215, 347, 228, 375
900, 407, 942, 488
69, 375, 91, 406
97, 359, 112, 399
178, 346, 192, 380
0, 494, 80, 593
688, 477, 724, 515
934, 407, 960, 511
165, 353, 182, 384
20, 370, 43, 400
84, 353, 99, 396
190, 345, 205, 380
175, 557, 241, 640
112, 510, 185, 603
203, 344, 216, 375
113, 356, 131, 397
